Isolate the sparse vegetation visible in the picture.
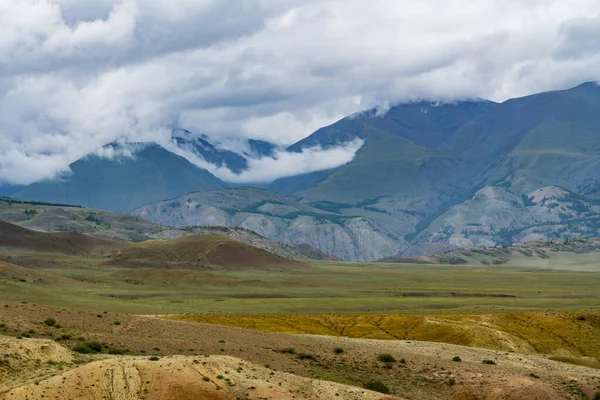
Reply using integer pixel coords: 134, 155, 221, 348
448, 377, 456, 386
279, 348, 296, 354
72, 342, 103, 354
363, 380, 390, 394
298, 353, 316, 361
377, 353, 396, 363
482, 359, 496, 365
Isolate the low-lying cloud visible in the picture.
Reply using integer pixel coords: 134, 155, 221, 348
165, 138, 365, 183
2, 0, 600, 186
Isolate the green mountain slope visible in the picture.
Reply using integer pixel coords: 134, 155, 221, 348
14, 144, 225, 213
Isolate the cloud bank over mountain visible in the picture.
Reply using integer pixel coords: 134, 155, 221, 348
2, 0, 600, 184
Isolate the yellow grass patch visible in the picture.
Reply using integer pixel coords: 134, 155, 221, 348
172, 311, 600, 357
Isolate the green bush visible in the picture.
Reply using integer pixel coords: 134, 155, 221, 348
148, 356, 160, 361
377, 353, 396, 363
108, 348, 126, 355
334, 347, 344, 354
363, 380, 390, 394
448, 377, 456, 386
452, 356, 462, 362
44, 318, 56, 327
72, 342, 103, 354
72, 344, 94, 354
298, 353, 316, 360
482, 359, 496, 365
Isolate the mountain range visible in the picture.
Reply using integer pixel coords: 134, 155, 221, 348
8, 82, 600, 261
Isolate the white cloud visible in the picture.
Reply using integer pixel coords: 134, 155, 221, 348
2, 0, 600, 185
163, 138, 365, 183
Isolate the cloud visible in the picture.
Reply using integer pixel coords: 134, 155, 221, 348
2, 0, 600, 185
165, 138, 365, 183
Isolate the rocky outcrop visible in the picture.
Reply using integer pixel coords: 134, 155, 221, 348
133, 188, 406, 261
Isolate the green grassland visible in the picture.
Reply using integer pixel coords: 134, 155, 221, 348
2, 250, 599, 314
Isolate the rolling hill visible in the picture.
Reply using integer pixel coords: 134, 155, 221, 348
0, 198, 327, 261
0, 219, 122, 255
107, 234, 301, 270
0, 219, 302, 272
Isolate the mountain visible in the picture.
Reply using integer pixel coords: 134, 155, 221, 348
12, 82, 600, 261
132, 187, 404, 261
172, 129, 249, 173
172, 129, 280, 172
14, 143, 225, 213
136, 82, 600, 260
0, 185, 22, 197
247, 139, 278, 158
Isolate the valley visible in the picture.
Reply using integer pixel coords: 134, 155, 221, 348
1, 215, 600, 399
3, 4, 600, 399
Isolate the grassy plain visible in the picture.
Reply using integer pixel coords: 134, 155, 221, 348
2, 256, 600, 314
2, 224, 600, 399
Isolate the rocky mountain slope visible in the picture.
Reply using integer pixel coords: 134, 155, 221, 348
133, 187, 403, 261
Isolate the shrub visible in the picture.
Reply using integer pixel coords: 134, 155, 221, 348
577, 315, 586, 321
448, 377, 456, 386
73, 344, 94, 354
85, 342, 102, 352
44, 318, 56, 327
149, 356, 160, 361
203, 376, 210, 382
363, 380, 390, 394
482, 359, 496, 365
594, 391, 600, 400
452, 356, 462, 362
108, 348, 126, 355
334, 347, 344, 354
279, 348, 296, 354
73, 342, 103, 354
377, 353, 396, 363
298, 353, 316, 360
113, 321, 121, 325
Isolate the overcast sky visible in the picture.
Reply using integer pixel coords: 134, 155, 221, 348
1, 0, 600, 185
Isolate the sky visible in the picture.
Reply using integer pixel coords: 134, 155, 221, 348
1, 0, 600, 185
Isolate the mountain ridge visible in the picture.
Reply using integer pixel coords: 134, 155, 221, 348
8, 82, 600, 260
